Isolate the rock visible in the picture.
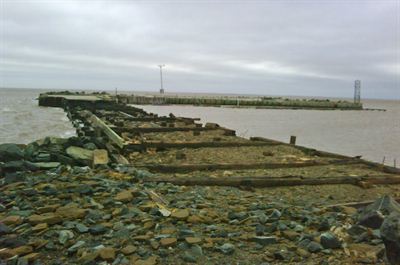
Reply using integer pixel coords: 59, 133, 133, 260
307, 241, 323, 253
133, 256, 158, 265
183, 245, 203, 262
269, 209, 282, 220
78, 251, 99, 264
320, 232, 341, 249
58, 230, 74, 245
12, 245, 33, 256
160, 237, 177, 247
21, 252, 41, 262
185, 237, 202, 244
171, 209, 190, 220
250, 236, 277, 246
66, 146, 93, 165
56, 205, 86, 219
4, 172, 25, 184
296, 248, 310, 257
75, 223, 89, 233
83, 142, 97, 150
67, 241, 85, 253
380, 212, 400, 265
89, 224, 108, 235
282, 230, 300, 241
28, 213, 62, 225
358, 195, 400, 229
0, 237, 27, 248
1, 215, 23, 225
32, 162, 61, 169
121, 245, 137, 255
0, 143, 24, 162
217, 243, 235, 255
92, 149, 109, 168
98, 247, 116, 261
2, 160, 33, 172
114, 190, 133, 202
32, 223, 48, 232
255, 224, 265, 235
0, 223, 11, 235
228, 211, 248, 221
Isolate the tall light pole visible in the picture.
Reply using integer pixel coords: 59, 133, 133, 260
158, 64, 165, 94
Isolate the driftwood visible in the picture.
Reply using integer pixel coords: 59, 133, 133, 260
138, 159, 361, 173
143, 175, 400, 188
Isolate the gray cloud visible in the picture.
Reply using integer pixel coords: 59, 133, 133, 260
1, 0, 399, 99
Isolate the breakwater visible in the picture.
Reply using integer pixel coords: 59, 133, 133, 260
115, 94, 364, 110
38, 92, 398, 187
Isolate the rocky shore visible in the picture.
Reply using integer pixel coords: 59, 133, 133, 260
1, 137, 399, 265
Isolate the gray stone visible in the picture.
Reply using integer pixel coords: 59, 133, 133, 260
89, 224, 108, 235
0, 223, 11, 235
75, 223, 89, 233
307, 241, 323, 253
183, 245, 203, 262
217, 243, 235, 255
380, 212, 400, 265
67, 240, 85, 253
255, 224, 265, 236
0, 143, 24, 162
358, 195, 400, 229
320, 232, 341, 249
59, 230, 74, 245
269, 209, 282, 220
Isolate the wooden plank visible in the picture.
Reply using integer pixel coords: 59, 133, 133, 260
143, 175, 400, 188
89, 114, 125, 149
113, 126, 220, 134
124, 140, 278, 152
136, 159, 361, 173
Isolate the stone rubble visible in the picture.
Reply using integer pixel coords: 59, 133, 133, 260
0, 139, 399, 264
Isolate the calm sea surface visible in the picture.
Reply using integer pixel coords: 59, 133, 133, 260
0, 88, 398, 165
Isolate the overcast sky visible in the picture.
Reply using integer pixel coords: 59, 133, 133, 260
1, 0, 399, 99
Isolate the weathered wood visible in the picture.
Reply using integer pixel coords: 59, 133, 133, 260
89, 114, 125, 149
113, 126, 220, 134
118, 116, 200, 122
137, 159, 361, 173
124, 140, 278, 152
251, 136, 400, 174
144, 175, 400, 188
324, 197, 400, 209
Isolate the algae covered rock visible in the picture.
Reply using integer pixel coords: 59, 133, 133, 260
0, 143, 24, 162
